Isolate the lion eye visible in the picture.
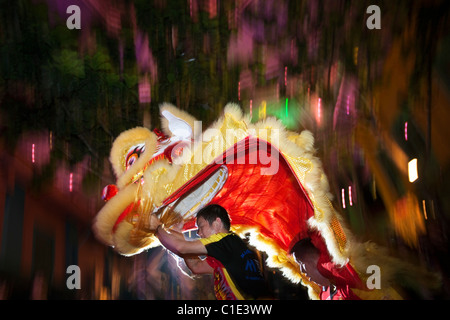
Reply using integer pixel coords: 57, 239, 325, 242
125, 144, 146, 171
126, 153, 138, 170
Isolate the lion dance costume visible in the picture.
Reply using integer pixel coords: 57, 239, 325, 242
93, 103, 434, 299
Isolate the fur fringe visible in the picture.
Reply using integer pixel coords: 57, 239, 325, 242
93, 183, 139, 246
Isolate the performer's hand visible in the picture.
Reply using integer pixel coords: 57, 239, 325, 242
148, 214, 162, 231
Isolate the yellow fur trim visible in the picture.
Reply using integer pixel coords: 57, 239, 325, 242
113, 220, 160, 256
141, 159, 181, 207
223, 102, 244, 120
93, 183, 139, 246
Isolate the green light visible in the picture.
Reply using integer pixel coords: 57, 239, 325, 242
285, 98, 288, 117
260, 98, 300, 130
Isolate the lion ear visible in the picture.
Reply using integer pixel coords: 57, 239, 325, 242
161, 110, 192, 140
159, 103, 198, 139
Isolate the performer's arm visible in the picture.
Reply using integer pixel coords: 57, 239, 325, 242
184, 257, 214, 274
150, 215, 208, 256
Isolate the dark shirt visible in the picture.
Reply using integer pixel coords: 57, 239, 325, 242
200, 232, 269, 300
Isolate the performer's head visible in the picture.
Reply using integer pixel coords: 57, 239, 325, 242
196, 204, 231, 238
291, 238, 331, 287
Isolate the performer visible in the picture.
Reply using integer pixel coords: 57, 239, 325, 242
148, 204, 271, 300
291, 238, 364, 300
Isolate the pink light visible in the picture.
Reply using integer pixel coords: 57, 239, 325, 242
348, 186, 353, 206
138, 78, 151, 104
317, 97, 322, 124
346, 95, 350, 115
238, 81, 241, 101
69, 173, 73, 192
207, 0, 217, 18
405, 122, 408, 141
284, 66, 287, 87
32, 144, 35, 163
250, 99, 253, 118
341, 188, 346, 209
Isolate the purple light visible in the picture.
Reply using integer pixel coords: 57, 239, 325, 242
405, 122, 408, 141
32, 144, 35, 163
346, 95, 350, 115
69, 173, 73, 192
284, 66, 287, 87
349, 186, 353, 206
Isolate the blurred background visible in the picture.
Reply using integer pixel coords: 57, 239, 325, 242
0, 0, 449, 299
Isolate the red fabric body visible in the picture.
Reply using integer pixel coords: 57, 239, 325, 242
164, 136, 316, 252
